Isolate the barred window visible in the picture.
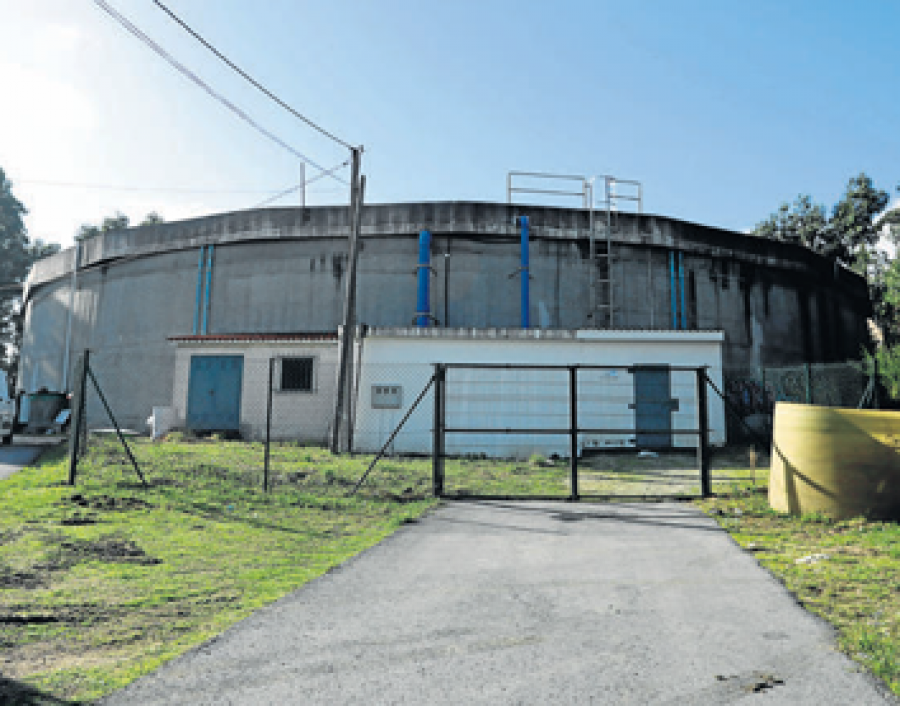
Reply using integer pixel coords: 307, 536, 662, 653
281, 357, 314, 392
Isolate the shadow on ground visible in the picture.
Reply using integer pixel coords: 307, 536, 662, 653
443, 499, 728, 533
0, 677, 80, 705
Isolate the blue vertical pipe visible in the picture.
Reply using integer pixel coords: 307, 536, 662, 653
678, 252, 686, 330
201, 245, 214, 334
416, 230, 432, 326
520, 216, 530, 328
669, 251, 677, 329
193, 246, 205, 335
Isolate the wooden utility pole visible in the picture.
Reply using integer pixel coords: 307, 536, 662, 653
332, 147, 364, 453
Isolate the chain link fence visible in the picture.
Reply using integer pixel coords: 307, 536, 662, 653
722, 361, 873, 442
65, 351, 437, 497
63, 350, 879, 499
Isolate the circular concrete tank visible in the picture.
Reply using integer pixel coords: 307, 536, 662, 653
18, 202, 872, 430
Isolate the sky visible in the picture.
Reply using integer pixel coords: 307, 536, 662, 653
1, 0, 898, 250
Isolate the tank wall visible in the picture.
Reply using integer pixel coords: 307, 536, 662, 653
18, 205, 872, 431
20, 280, 69, 393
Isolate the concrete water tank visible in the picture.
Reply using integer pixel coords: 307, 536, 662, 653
769, 402, 900, 520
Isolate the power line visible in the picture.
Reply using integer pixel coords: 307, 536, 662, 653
18, 179, 289, 194
253, 157, 351, 208
152, 0, 354, 152
92, 0, 347, 186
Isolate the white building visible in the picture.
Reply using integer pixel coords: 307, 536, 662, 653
352, 328, 726, 458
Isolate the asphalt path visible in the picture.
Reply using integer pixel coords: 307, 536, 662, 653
101, 501, 896, 705
0, 444, 46, 481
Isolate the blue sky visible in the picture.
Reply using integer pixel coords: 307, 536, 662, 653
1, 0, 898, 248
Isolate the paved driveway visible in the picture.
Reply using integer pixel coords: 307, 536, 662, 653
0, 444, 46, 481
101, 501, 896, 705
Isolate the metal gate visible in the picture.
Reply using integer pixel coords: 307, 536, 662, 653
187, 355, 244, 432
432, 363, 714, 500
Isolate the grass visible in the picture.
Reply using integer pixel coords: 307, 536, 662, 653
0, 438, 438, 704
8, 438, 893, 701
696, 481, 900, 697
1, 440, 758, 703
442, 447, 762, 498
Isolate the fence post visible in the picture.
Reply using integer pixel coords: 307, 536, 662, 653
804, 363, 812, 404
759, 366, 767, 412
696, 367, 711, 498
264, 357, 274, 493
569, 366, 579, 502
432, 364, 445, 497
67, 350, 88, 486
873, 356, 881, 410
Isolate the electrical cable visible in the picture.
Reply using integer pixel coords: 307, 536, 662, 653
252, 157, 350, 208
92, 0, 347, 185
152, 0, 355, 152
18, 179, 290, 194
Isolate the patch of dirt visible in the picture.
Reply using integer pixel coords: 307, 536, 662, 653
0, 603, 115, 632
59, 513, 98, 526
64, 493, 154, 511
2, 639, 148, 680
0, 528, 25, 545
379, 487, 428, 503
0, 614, 63, 625
149, 477, 183, 487
59, 536, 161, 565
0, 569, 45, 590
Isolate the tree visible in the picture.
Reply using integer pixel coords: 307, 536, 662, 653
753, 173, 889, 265
0, 167, 61, 384
140, 211, 164, 226
752, 194, 828, 252
754, 176, 900, 390
76, 211, 164, 240
828, 173, 891, 266
76, 212, 130, 241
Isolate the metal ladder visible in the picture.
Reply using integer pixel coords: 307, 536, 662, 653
506, 171, 641, 330
588, 176, 643, 329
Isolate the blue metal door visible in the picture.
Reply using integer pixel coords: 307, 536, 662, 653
187, 356, 243, 432
633, 367, 677, 448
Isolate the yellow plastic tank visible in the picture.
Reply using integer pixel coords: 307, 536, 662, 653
769, 402, 900, 520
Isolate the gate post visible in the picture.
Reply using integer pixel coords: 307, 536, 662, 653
433, 364, 445, 497
569, 366, 579, 501
67, 350, 89, 486
264, 357, 274, 493
696, 367, 711, 498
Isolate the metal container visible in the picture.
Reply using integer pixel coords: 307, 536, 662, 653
26, 392, 67, 432
769, 402, 900, 520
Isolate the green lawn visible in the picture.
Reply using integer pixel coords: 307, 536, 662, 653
4, 438, 895, 702
1, 439, 439, 704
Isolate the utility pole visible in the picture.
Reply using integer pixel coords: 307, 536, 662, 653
331, 147, 364, 453
299, 161, 306, 208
